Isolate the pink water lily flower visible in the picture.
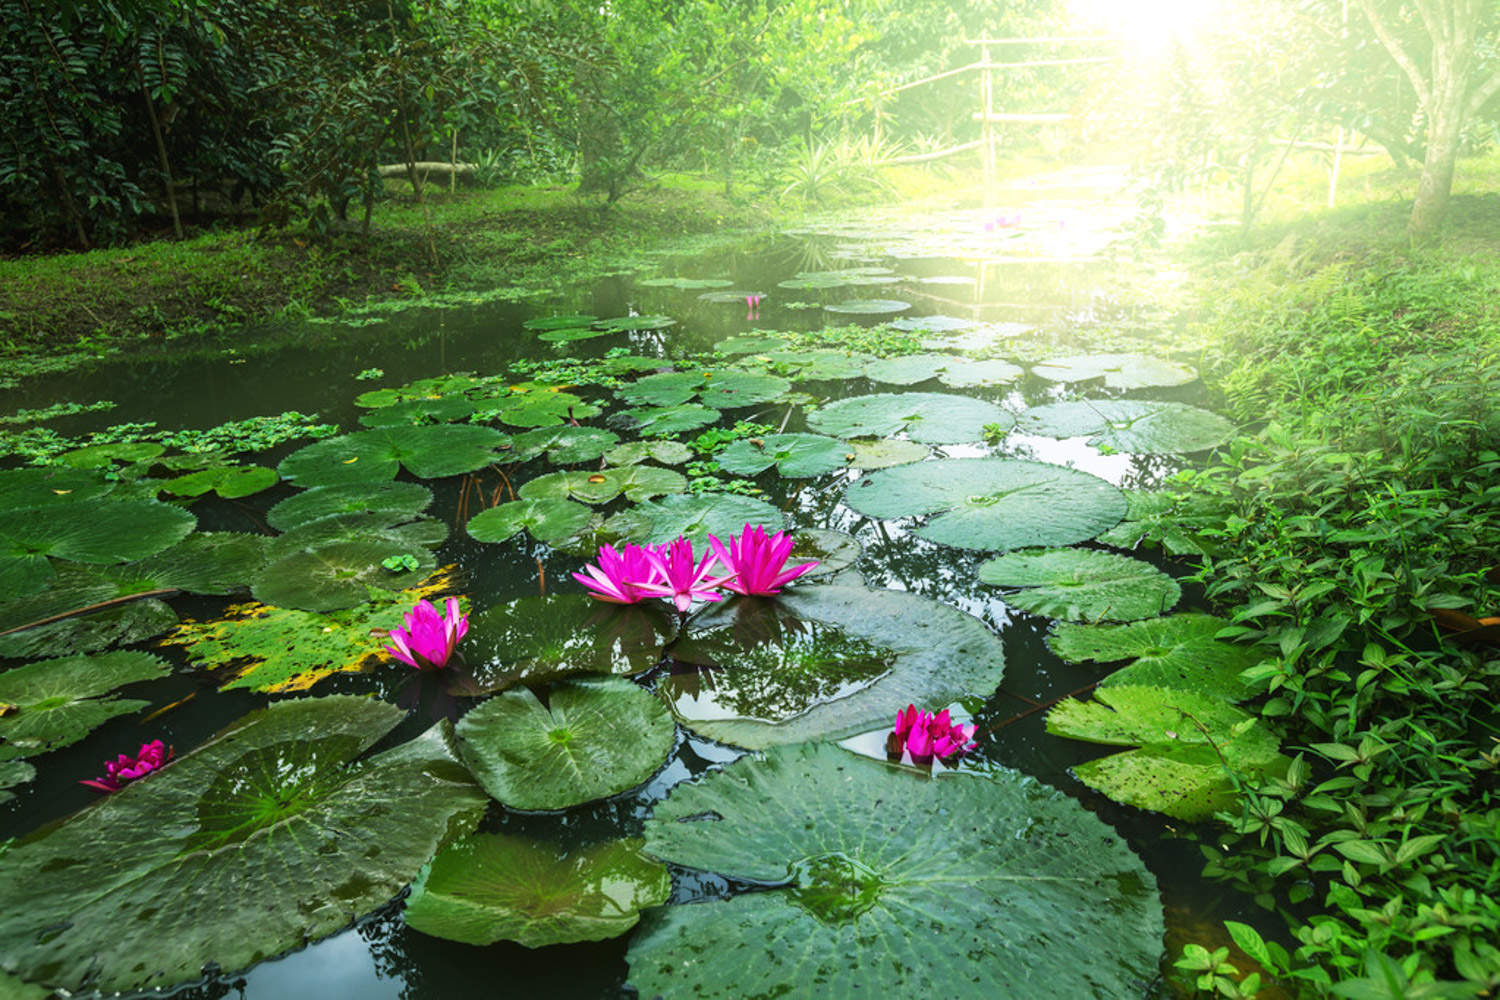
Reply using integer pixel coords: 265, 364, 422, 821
887, 705, 977, 764
573, 542, 662, 604
636, 537, 734, 613
81, 739, 172, 792
385, 597, 469, 670
708, 524, 818, 596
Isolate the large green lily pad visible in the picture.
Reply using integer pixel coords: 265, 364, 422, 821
846, 438, 929, 469
159, 464, 279, 500
617, 403, 721, 436
405, 834, 670, 947
0, 696, 486, 995
593, 314, 677, 332
461, 595, 676, 692
715, 433, 851, 478
861, 353, 953, 385
277, 425, 508, 486
660, 581, 1005, 748
764, 349, 873, 380
977, 548, 1181, 623
0, 760, 36, 805
630, 742, 1163, 998
604, 494, 784, 547
807, 393, 1010, 444
936, 357, 1025, 388
0, 467, 114, 508
265, 482, 433, 532
267, 514, 446, 560
484, 384, 604, 428
523, 313, 597, 331
0, 598, 178, 660
0, 498, 196, 566
823, 298, 911, 315
456, 677, 676, 811
250, 540, 432, 612
787, 529, 861, 579
467, 499, 598, 546
0, 651, 168, 755
1031, 353, 1198, 389
605, 440, 694, 467
844, 458, 1126, 551
505, 426, 621, 465
1018, 400, 1235, 454
1049, 614, 1261, 700
1047, 685, 1287, 820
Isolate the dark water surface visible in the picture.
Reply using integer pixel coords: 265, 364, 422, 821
3, 190, 1259, 999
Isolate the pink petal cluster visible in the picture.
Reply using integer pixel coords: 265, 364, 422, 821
710, 524, 818, 596
573, 525, 818, 611
982, 210, 1021, 232
888, 705, 977, 763
80, 739, 172, 792
385, 597, 469, 670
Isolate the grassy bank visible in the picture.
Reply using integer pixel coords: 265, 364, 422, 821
1158, 166, 1500, 996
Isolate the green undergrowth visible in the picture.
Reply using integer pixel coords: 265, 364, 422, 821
1153, 225, 1500, 996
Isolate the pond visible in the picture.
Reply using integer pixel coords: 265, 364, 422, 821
0, 188, 1274, 998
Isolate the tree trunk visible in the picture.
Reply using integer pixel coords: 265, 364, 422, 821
1409, 97, 1462, 240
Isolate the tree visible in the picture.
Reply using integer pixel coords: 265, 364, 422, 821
1352, 0, 1500, 239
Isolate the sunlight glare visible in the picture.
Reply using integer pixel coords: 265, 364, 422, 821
1071, 0, 1222, 54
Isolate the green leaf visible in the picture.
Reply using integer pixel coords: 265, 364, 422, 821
936, 358, 1024, 387
978, 548, 1181, 622
0, 498, 196, 565
604, 494, 784, 547
630, 743, 1163, 999
266, 482, 433, 532
0, 598, 178, 660
277, 425, 508, 486
1031, 353, 1198, 389
844, 458, 1126, 551
845, 438, 929, 469
0, 696, 486, 994
405, 834, 670, 947
716, 433, 851, 478
862, 353, 953, 385
0, 651, 168, 755
457, 677, 676, 810
617, 403, 721, 436
660, 581, 1004, 748
605, 440, 694, 466
808, 392, 1011, 444
267, 514, 446, 561
251, 540, 433, 612
1049, 614, 1261, 700
523, 313, 597, 330
822, 298, 911, 315
1018, 401, 1235, 454
467, 499, 598, 546
160, 464, 279, 500
506, 426, 621, 464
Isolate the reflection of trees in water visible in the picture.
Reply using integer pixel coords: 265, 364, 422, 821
667, 614, 895, 724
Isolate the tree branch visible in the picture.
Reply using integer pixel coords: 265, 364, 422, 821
1355, 0, 1433, 108
1465, 65, 1500, 119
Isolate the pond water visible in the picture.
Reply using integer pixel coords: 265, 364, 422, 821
1, 184, 1266, 998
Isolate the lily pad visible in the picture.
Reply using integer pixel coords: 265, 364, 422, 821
251, 540, 433, 612
485, 384, 604, 428
0, 598, 178, 660
0, 696, 487, 994
0, 651, 169, 755
1018, 401, 1235, 454
807, 393, 1010, 444
660, 581, 1005, 748
845, 438, 929, 469
788, 529, 861, 579
638, 276, 734, 289
594, 314, 677, 332
266, 482, 432, 532
698, 289, 763, 304
696, 371, 791, 409
163, 569, 461, 693
1031, 353, 1198, 389
861, 353, 953, 385
764, 349, 873, 380
159, 464, 279, 500
1047, 685, 1287, 820
1049, 614, 1260, 700
630, 742, 1163, 999
716, 433, 851, 478
616, 403, 721, 436
267, 514, 447, 560
538, 325, 617, 343
977, 548, 1181, 623
506, 426, 621, 465
0, 760, 35, 805
405, 834, 670, 947
277, 425, 508, 486
844, 458, 1126, 551
823, 299, 911, 316
461, 594, 676, 692
715, 334, 789, 354
604, 494, 783, 547
520, 470, 625, 505
617, 372, 703, 407
456, 677, 676, 811
358, 395, 481, 427
605, 440, 694, 466
936, 357, 1025, 388
0, 467, 114, 508
1095, 490, 1216, 556
0, 498, 196, 566
523, 313, 597, 331
468, 499, 598, 546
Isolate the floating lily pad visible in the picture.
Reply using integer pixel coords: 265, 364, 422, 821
483, 384, 604, 428
1095, 491, 1215, 557
520, 470, 625, 505
936, 357, 1024, 388
1031, 353, 1198, 389
0, 696, 487, 994
251, 540, 432, 612
468, 499, 598, 546
698, 289, 763, 304
0, 651, 168, 755
716, 433, 851, 478
638, 276, 733, 289
160, 464, 279, 500
0, 760, 35, 805
405, 834, 670, 947
57, 442, 165, 468
617, 372, 703, 407
977, 548, 1180, 622
861, 353, 952, 385
506, 426, 621, 465
163, 570, 461, 693
277, 425, 509, 486
267, 514, 447, 560
765, 349, 874, 380
1049, 614, 1260, 700
697, 371, 791, 409
0, 498, 196, 565
616, 403, 721, 436
844, 458, 1126, 551
457, 677, 676, 811
889, 313, 975, 331
0, 598, 178, 660
661, 581, 1004, 748
604, 494, 783, 547
808, 393, 1010, 444
594, 314, 677, 332
788, 529, 861, 579
538, 325, 617, 343
1018, 401, 1235, 454
630, 742, 1163, 999
358, 395, 482, 427
0, 467, 113, 508
714, 334, 788, 354
461, 595, 676, 692
1047, 685, 1287, 820
605, 440, 694, 466
266, 482, 433, 532
523, 313, 598, 331
845, 438, 929, 469
824, 299, 911, 316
